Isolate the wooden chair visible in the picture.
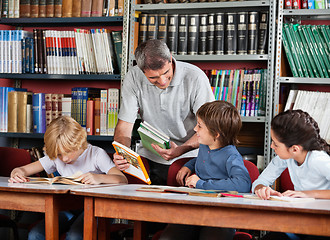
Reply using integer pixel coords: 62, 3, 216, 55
0, 147, 34, 240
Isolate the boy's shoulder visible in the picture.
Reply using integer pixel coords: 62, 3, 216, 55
84, 144, 110, 158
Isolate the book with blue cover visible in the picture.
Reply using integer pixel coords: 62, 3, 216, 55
33, 93, 46, 133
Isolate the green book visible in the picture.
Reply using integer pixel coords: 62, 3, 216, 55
300, 25, 325, 78
305, 25, 328, 78
111, 31, 123, 73
297, 25, 319, 78
292, 24, 314, 78
283, 24, 304, 77
311, 26, 330, 77
137, 121, 170, 158
317, 26, 330, 57
282, 29, 299, 77
288, 24, 309, 77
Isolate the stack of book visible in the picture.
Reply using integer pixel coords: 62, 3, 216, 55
282, 23, 330, 78
138, 11, 269, 55
209, 69, 267, 117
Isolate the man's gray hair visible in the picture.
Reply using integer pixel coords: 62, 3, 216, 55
134, 39, 171, 72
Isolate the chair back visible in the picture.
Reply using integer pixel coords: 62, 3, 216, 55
0, 147, 32, 177
279, 168, 294, 192
243, 160, 260, 185
167, 158, 192, 186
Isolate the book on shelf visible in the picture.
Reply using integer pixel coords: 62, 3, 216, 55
177, 14, 188, 55
214, 12, 225, 55
206, 13, 215, 55
8, 91, 18, 133
100, 89, 107, 136
46, 0, 55, 17
157, 14, 168, 44
112, 141, 151, 185
137, 121, 171, 157
20, 0, 31, 17
81, 0, 92, 17
187, 14, 199, 55
237, 11, 248, 55
257, 11, 269, 54
26, 171, 84, 185
107, 88, 119, 136
94, 97, 101, 135
198, 14, 208, 55
147, 14, 158, 40
225, 12, 237, 55
39, 0, 46, 17
32, 93, 46, 133
167, 14, 179, 55
91, 0, 103, 17
86, 99, 94, 135
72, 0, 81, 17
30, 0, 39, 17
138, 13, 148, 45
247, 11, 259, 55
111, 30, 122, 73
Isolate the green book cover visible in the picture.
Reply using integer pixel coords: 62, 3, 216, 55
282, 29, 299, 77
305, 25, 328, 78
297, 25, 319, 78
300, 25, 325, 78
283, 24, 304, 77
111, 31, 122, 73
311, 26, 330, 77
292, 24, 314, 78
317, 26, 330, 56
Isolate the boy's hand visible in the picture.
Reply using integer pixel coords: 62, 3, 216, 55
282, 190, 308, 198
9, 168, 28, 183
185, 174, 200, 188
79, 172, 102, 185
255, 186, 283, 200
176, 166, 192, 186
113, 153, 130, 171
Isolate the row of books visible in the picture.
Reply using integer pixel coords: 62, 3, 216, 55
0, 87, 119, 136
0, 29, 122, 74
282, 23, 330, 78
284, 90, 330, 144
71, 87, 119, 136
1, 0, 124, 18
139, 11, 269, 56
285, 0, 329, 9
209, 69, 267, 117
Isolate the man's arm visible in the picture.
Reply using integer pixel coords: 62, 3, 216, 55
152, 133, 199, 161
113, 119, 134, 171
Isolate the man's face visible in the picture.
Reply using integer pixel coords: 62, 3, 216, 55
143, 59, 174, 89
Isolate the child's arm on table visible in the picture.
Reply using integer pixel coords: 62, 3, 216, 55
9, 161, 45, 183
79, 167, 128, 185
282, 189, 330, 199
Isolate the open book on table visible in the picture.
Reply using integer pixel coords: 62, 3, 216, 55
26, 171, 84, 185
112, 141, 151, 184
137, 121, 170, 157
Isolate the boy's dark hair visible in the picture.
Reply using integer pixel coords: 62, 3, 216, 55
271, 110, 330, 155
197, 100, 242, 146
134, 39, 171, 72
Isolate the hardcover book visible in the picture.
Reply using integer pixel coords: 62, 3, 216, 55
257, 11, 269, 54
46, 0, 54, 17
139, 13, 148, 45
167, 14, 179, 54
137, 121, 170, 158
157, 14, 168, 44
20, 0, 31, 17
247, 12, 259, 55
225, 12, 237, 55
178, 14, 188, 55
32, 93, 46, 133
206, 13, 215, 55
147, 14, 158, 40
112, 141, 151, 185
198, 14, 208, 55
187, 14, 199, 55
214, 12, 225, 55
237, 12, 248, 55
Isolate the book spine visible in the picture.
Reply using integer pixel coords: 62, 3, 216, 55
26, 92, 33, 133
54, 0, 62, 17
51, 93, 59, 121
62, 0, 73, 17
30, 0, 39, 17
167, 14, 178, 55
100, 89, 107, 136
72, 0, 81, 17
147, 14, 158, 40
86, 99, 94, 135
198, 14, 208, 55
247, 12, 259, 54
187, 14, 199, 55
111, 31, 122, 73
32, 93, 46, 133
80, 0, 91, 16
8, 91, 18, 132
2, 0, 9, 18
91, 0, 103, 17
138, 13, 148, 45
45, 93, 52, 126
46, 0, 54, 17
20, 0, 31, 17
177, 14, 188, 55
225, 12, 237, 55
237, 12, 248, 55
257, 11, 269, 54
282, 29, 299, 77
39, 0, 46, 17
94, 98, 100, 135
206, 13, 215, 55
157, 14, 168, 44
214, 12, 224, 55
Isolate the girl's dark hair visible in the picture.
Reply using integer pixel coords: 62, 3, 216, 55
271, 110, 330, 155
197, 100, 242, 146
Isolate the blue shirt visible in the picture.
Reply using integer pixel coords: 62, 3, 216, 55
184, 144, 251, 192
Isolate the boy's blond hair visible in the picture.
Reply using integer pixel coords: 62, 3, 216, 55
44, 116, 88, 160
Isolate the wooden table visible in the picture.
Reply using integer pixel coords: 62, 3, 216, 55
71, 184, 330, 240
0, 177, 87, 240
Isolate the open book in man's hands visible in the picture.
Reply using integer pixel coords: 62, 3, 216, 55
137, 121, 170, 157
112, 141, 151, 184
26, 171, 84, 185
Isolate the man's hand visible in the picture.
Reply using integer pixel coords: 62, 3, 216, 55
113, 153, 130, 171
152, 141, 181, 161
176, 166, 192, 186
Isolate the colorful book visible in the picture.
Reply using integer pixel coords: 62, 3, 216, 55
32, 93, 46, 133
112, 141, 151, 185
